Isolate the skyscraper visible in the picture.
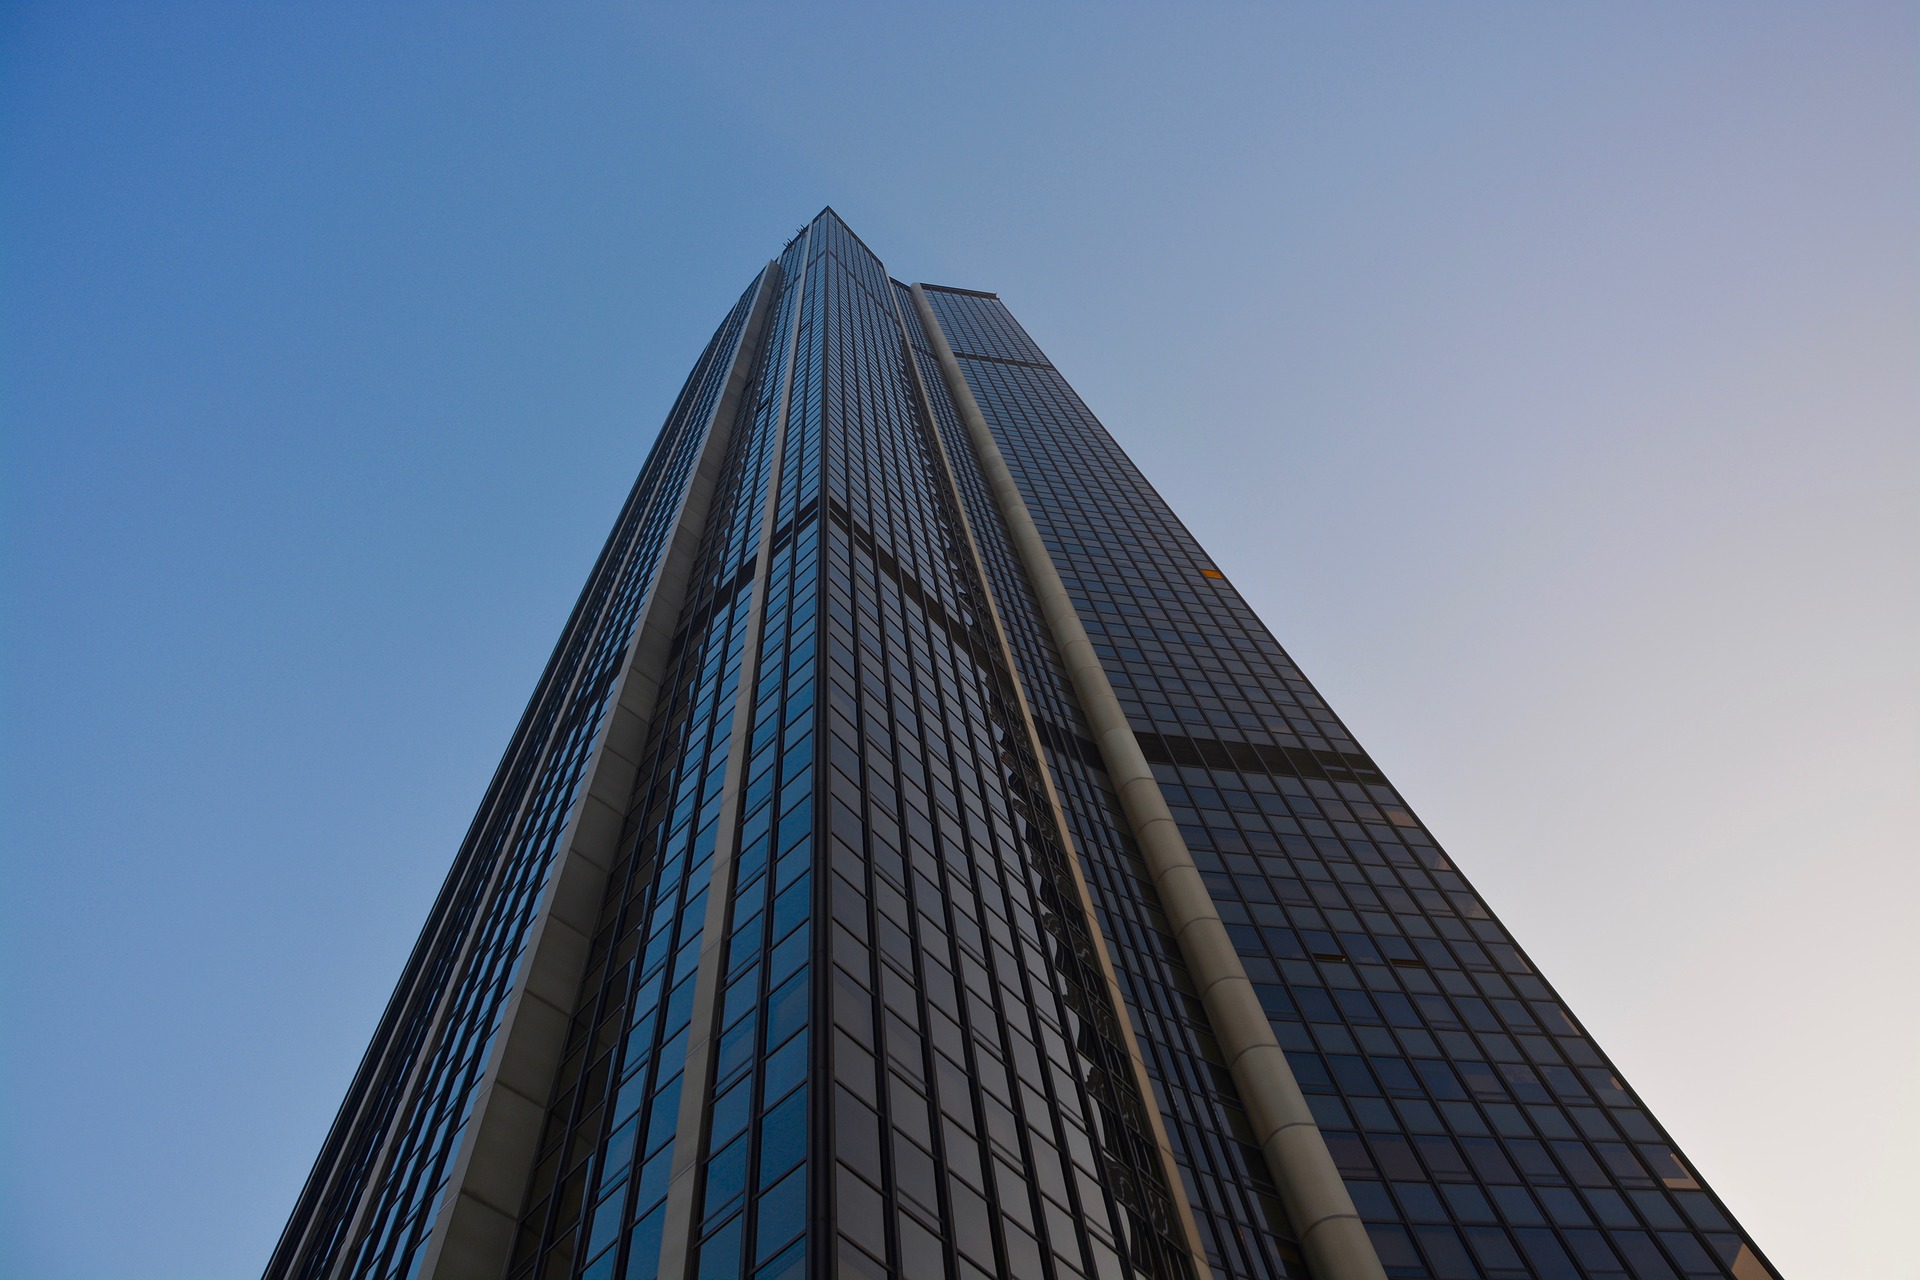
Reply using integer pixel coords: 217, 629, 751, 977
268, 210, 1776, 1280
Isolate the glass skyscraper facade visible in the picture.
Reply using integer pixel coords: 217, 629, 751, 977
269, 210, 1777, 1280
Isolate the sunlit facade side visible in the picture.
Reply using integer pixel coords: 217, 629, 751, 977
269, 209, 1777, 1280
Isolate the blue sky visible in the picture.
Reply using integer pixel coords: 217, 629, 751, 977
4, 4, 1914, 1277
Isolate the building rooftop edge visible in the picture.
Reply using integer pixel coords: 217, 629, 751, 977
912, 282, 1000, 300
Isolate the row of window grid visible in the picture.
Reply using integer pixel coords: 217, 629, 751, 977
909, 299, 1307, 1280
1346, 1163, 1752, 1279
347, 303, 762, 1280
1086, 591, 1357, 754
1104, 630, 1348, 746
1083, 581, 1351, 751
1176, 798, 1757, 1278
507, 251, 811, 1280
919, 285, 1050, 367
1049, 680, 1757, 1275
938, 352, 1355, 753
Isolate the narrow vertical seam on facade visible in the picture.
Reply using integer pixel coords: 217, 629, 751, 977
654, 230, 812, 1280
909, 284, 1387, 1280
410, 264, 784, 1280
887, 289, 1212, 1279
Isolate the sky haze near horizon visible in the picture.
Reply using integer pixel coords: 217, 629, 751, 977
4, 4, 1915, 1279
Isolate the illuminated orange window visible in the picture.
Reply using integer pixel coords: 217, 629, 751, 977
1200, 568, 1224, 579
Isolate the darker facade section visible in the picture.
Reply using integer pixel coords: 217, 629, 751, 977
918, 286, 1777, 1280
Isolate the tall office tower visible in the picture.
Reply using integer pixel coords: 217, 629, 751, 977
269, 211, 1776, 1280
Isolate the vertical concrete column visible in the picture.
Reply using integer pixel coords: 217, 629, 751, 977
888, 294, 1211, 1277
653, 226, 813, 1280
410, 263, 783, 1280
910, 285, 1385, 1280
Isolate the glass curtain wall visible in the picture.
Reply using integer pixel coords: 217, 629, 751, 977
272, 209, 1777, 1280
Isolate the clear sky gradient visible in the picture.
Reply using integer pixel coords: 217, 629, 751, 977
4, 5, 1913, 1278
